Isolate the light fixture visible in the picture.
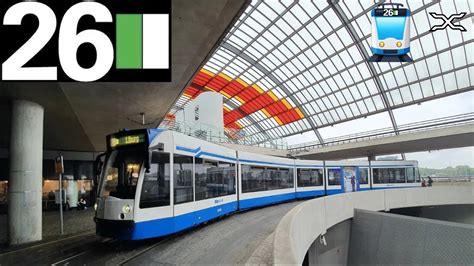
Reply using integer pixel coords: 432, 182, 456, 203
319, 235, 327, 246
122, 204, 131, 214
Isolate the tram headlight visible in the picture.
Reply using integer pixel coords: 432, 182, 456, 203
94, 203, 98, 211
379, 41, 385, 48
122, 204, 131, 214
396, 41, 403, 48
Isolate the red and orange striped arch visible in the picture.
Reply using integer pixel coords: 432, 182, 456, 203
180, 69, 304, 129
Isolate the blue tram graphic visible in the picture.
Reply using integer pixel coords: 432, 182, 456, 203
371, 3, 411, 56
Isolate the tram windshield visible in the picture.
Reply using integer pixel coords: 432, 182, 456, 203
375, 16, 406, 40
99, 148, 145, 199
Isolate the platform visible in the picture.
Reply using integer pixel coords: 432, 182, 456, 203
0, 209, 94, 247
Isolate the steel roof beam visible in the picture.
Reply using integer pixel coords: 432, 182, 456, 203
328, 0, 405, 159
221, 41, 325, 144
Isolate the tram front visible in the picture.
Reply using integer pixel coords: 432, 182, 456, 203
94, 129, 158, 239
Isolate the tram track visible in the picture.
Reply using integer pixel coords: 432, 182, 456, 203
0, 231, 95, 257
116, 235, 177, 265
50, 238, 117, 266
49, 234, 179, 266
1, 201, 303, 265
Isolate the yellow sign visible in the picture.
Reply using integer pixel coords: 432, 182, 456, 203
55, 156, 64, 174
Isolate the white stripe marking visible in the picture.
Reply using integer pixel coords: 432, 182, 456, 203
143, 14, 169, 69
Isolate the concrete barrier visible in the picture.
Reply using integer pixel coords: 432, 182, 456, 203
273, 187, 474, 265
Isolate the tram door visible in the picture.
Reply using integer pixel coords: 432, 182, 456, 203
343, 167, 358, 192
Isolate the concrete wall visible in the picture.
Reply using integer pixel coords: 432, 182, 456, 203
390, 204, 474, 225
348, 209, 474, 265
272, 187, 474, 264
306, 220, 351, 265
296, 124, 474, 160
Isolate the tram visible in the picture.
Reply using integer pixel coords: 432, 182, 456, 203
94, 129, 420, 240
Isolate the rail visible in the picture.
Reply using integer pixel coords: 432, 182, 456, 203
289, 113, 474, 154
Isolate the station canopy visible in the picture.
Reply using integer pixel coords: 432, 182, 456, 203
169, 0, 473, 145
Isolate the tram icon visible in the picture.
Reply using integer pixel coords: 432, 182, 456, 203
369, 3, 413, 62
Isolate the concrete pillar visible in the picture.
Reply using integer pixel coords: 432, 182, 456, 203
8, 100, 44, 245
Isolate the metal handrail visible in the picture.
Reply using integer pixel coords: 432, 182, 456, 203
159, 113, 473, 152
159, 119, 289, 149
289, 113, 474, 153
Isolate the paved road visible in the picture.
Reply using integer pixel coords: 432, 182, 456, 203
0, 201, 302, 265
126, 201, 302, 265
0, 208, 95, 246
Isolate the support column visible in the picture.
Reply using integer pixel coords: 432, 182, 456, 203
8, 100, 44, 245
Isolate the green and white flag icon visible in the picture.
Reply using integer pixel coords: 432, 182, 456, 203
116, 14, 169, 69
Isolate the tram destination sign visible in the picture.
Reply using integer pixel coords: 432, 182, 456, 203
109, 134, 146, 149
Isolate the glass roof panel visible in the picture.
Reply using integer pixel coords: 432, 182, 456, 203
318, 112, 393, 140
393, 91, 474, 124
169, 0, 473, 145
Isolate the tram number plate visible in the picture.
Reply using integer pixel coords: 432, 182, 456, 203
0, 0, 171, 82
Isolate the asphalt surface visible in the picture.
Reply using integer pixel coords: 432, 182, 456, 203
0, 200, 302, 265
0, 208, 95, 246
126, 201, 301, 265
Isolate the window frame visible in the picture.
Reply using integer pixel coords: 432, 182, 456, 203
241, 164, 295, 193
139, 151, 171, 209
358, 167, 370, 185
372, 167, 409, 184
173, 153, 194, 205
296, 167, 324, 187
195, 157, 237, 201
326, 167, 342, 186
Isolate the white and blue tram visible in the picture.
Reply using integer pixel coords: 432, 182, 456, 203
371, 3, 411, 56
94, 129, 420, 240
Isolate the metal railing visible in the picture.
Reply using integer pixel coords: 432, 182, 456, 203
289, 113, 474, 154
159, 113, 473, 152
159, 119, 288, 149
430, 176, 473, 182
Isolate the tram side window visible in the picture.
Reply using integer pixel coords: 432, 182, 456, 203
406, 167, 416, 183
327, 169, 341, 185
241, 165, 265, 193
373, 168, 387, 183
217, 161, 236, 196
266, 167, 294, 190
266, 167, 279, 191
195, 158, 235, 201
140, 152, 170, 208
297, 169, 323, 187
241, 165, 294, 193
173, 154, 193, 204
373, 168, 407, 183
391, 168, 406, 183
359, 168, 369, 184
280, 168, 294, 189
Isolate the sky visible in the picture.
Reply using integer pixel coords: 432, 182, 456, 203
285, 91, 474, 168
405, 147, 474, 169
